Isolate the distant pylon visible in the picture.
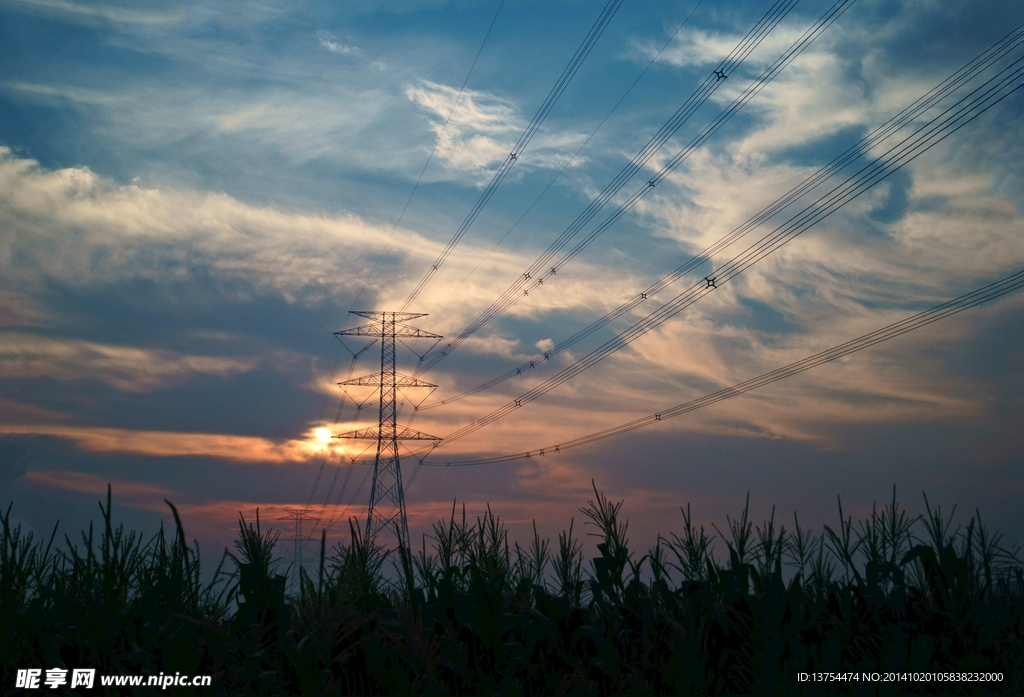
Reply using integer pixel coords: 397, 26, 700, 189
333, 311, 441, 554
279, 507, 316, 593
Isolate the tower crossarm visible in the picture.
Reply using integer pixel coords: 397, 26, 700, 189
335, 325, 442, 339
350, 311, 427, 321
331, 426, 380, 440
333, 425, 441, 441
339, 373, 437, 388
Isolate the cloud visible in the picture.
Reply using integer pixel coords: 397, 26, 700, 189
0, 396, 73, 424
319, 36, 361, 57
0, 80, 122, 105
632, 25, 812, 69
0, 333, 259, 392
727, 52, 869, 155
22, 469, 172, 497
1, 75, 408, 180
406, 80, 521, 173
0, 441, 29, 481
0, 423, 360, 465
0, 287, 43, 328
405, 80, 589, 179
0, 147, 408, 305
0, 146, 623, 335
1, 0, 183, 26
318, 32, 386, 69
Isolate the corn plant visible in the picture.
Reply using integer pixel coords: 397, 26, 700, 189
552, 517, 584, 606
665, 503, 715, 583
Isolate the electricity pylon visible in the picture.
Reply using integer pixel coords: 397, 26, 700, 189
332, 311, 441, 554
279, 507, 316, 594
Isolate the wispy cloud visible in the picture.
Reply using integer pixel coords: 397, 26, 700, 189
0, 396, 74, 424
0, 147, 406, 305
319, 35, 362, 57
0, 334, 259, 392
632, 24, 812, 69
0, 147, 621, 327
22, 469, 173, 497
1, 0, 183, 26
405, 80, 588, 178
725, 52, 869, 154
406, 80, 521, 172
0, 423, 356, 465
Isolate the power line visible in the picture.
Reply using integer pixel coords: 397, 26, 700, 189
422, 267, 1024, 466
308, 355, 367, 530
419, 52, 1024, 449
417, 0, 842, 375
425, 0, 707, 318
306, 351, 367, 532
324, 465, 373, 535
353, 0, 506, 309
337, 28, 1024, 466
415, 26, 1024, 410
399, 0, 628, 311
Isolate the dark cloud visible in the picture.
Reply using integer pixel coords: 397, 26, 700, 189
0, 441, 29, 481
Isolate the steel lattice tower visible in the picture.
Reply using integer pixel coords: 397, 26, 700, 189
279, 508, 316, 593
333, 311, 441, 553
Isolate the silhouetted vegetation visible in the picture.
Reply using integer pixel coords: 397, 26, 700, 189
3, 484, 1023, 695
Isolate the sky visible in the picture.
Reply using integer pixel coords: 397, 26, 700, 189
2, 0, 1024, 576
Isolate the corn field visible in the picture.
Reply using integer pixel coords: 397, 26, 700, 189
3, 483, 1023, 695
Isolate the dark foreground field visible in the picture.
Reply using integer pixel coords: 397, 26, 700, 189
3, 484, 1023, 696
